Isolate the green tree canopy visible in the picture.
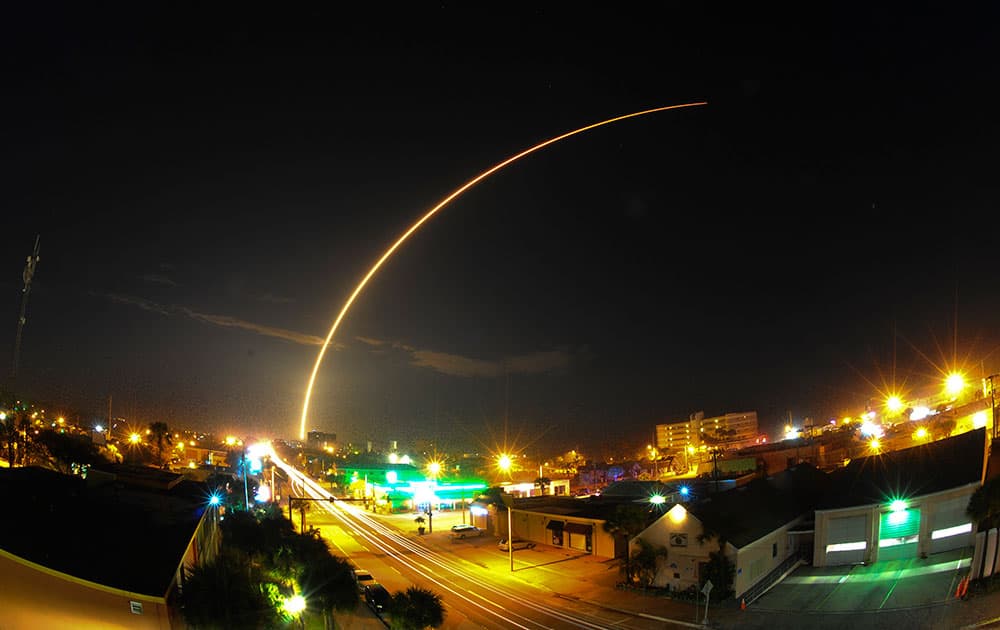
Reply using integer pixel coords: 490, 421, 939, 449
968, 474, 1000, 530
180, 552, 282, 630
389, 586, 446, 629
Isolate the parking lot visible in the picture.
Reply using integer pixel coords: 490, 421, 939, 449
753, 548, 971, 612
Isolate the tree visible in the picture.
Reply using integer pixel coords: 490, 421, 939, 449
630, 538, 666, 587
298, 530, 358, 628
696, 527, 735, 598
414, 515, 426, 535
603, 504, 653, 583
388, 586, 446, 629
180, 551, 282, 629
968, 474, 1000, 530
533, 477, 551, 495
33, 429, 110, 474
148, 421, 172, 468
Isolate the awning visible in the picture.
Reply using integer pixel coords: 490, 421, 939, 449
565, 522, 592, 535
545, 520, 565, 531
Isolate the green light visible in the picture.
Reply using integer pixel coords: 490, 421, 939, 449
890, 499, 906, 512
649, 494, 665, 504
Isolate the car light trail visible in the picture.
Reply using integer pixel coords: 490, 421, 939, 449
299, 101, 707, 438
271, 455, 617, 628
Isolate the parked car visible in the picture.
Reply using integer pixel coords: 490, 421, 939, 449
353, 568, 375, 592
450, 524, 482, 539
364, 583, 391, 614
498, 538, 536, 551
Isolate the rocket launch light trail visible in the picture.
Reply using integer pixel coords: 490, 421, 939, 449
299, 102, 707, 439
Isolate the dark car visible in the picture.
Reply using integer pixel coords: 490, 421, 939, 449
364, 583, 390, 614
353, 568, 375, 592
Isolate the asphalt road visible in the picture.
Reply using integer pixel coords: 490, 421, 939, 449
273, 454, 674, 629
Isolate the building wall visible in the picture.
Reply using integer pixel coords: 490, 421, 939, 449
637, 503, 804, 596
657, 411, 759, 453
510, 509, 615, 557
813, 482, 980, 567
732, 517, 804, 598
637, 505, 717, 591
0, 550, 172, 629
656, 419, 699, 453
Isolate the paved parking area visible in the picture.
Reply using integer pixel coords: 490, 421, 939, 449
753, 548, 971, 612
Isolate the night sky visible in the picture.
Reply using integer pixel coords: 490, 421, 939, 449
3, 4, 1000, 455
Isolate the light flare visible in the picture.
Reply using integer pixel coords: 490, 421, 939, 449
298, 102, 708, 438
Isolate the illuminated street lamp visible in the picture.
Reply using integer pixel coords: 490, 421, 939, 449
283, 594, 306, 629
497, 454, 512, 473
426, 460, 442, 478
886, 395, 904, 414
945, 372, 966, 398
128, 433, 141, 445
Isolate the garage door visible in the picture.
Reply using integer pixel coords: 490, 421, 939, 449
930, 496, 974, 554
878, 508, 920, 562
824, 515, 867, 565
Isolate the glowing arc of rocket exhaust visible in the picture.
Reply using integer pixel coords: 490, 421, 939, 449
299, 101, 707, 439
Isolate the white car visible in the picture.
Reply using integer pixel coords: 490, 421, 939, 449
450, 524, 482, 539
498, 538, 536, 551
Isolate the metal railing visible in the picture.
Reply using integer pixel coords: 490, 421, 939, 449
739, 549, 806, 605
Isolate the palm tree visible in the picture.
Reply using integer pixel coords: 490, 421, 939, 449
533, 477, 552, 495
180, 551, 282, 629
148, 421, 172, 468
968, 474, 1000, 530
602, 504, 653, 584
388, 586, 445, 629
299, 551, 357, 629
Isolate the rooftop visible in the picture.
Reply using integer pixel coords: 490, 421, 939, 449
685, 464, 830, 548
817, 427, 986, 510
0, 466, 211, 596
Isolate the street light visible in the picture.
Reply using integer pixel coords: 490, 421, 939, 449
283, 594, 306, 629
945, 372, 966, 397
497, 454, 512, 473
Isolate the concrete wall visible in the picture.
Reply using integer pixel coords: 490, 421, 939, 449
0, 550, 173, 629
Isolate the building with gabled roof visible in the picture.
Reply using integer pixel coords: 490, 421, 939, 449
633, 464, 829, 598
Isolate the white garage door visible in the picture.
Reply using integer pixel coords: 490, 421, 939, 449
930, 496, 974, 554
825, 515, 867, 565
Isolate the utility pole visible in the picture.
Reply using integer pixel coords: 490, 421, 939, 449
10, 235, 40, 380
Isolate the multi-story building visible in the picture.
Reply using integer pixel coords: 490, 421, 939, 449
655, 413, 702, 454
656, 411, 759, 453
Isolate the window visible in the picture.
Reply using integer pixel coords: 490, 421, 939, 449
772, 542, 777, 558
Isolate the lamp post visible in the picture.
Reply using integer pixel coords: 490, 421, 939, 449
507, 498, 513, 572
